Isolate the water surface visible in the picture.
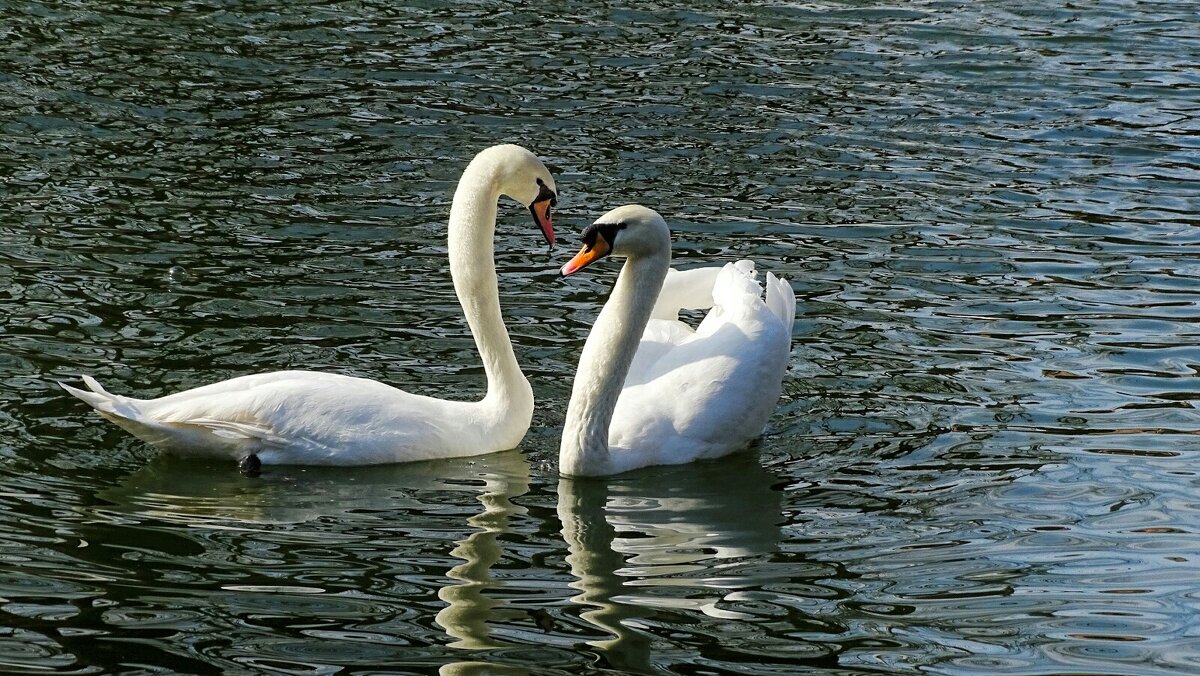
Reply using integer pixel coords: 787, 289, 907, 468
3, 1, 1200, 673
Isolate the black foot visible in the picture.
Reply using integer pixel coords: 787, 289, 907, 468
530, 608, 555, 632
239, 454, 261, 477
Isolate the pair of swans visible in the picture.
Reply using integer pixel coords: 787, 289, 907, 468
62, 144, 795, 477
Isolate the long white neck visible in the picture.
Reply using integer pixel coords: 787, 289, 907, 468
447, 160, 533, 428
559, 249, 670, 476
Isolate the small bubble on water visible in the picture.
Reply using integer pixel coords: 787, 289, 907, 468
167, 265, 189, 283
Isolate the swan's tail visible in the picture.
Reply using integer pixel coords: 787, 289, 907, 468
61, 376, 256, 456
61, 376, 170, 444
60, 375, 145, 421
765, 272, 796, 332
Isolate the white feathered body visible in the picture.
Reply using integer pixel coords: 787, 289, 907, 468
61, 372, 527, 465
613, 264, 793, 469
561, 244, 795, 476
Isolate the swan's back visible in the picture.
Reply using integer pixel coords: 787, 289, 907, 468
609, 262, 793, 471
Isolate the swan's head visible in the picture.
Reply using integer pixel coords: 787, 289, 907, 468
476, 144, 558, 248
560, 204, 670, 276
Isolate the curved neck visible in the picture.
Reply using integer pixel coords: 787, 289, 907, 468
447, 161, 532, 416
559, 249, 670, 476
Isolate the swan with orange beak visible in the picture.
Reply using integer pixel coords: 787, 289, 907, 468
557, 205, 795, 476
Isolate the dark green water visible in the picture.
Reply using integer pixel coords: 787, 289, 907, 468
3, 1, 1199, 673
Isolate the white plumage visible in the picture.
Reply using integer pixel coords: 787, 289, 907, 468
559, 205, 795, 476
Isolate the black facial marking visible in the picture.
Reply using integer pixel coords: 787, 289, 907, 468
528, 181, 556, 248
580, 220, 627, 252
535, 179, 557, 206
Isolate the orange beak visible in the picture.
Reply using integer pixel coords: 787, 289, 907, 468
529, 199, 555, 248
560, 232, 611, 276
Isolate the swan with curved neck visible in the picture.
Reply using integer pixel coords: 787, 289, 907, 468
62, 144, 558, 470
558, 205, 795, 477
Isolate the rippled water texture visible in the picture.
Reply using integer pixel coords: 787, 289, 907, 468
3, 1, 1200, 673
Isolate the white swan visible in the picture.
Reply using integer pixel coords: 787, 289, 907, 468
62, 144, 558, 470
558, 205, 795, 477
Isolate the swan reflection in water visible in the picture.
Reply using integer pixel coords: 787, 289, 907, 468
95, 450, 534, 666
94, 449, 781, 673
433, 453, 530, 651
96, 449, 530, 528
557, 452, 783, 672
